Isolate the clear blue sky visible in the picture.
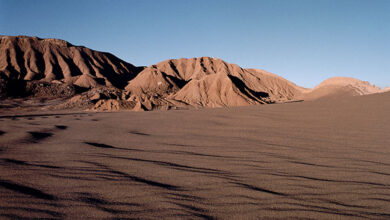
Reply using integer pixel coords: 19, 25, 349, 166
1, 0, 389, 88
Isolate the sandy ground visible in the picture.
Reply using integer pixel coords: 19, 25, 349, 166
0, 92, 389, 219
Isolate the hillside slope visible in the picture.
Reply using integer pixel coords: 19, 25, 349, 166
0, 35, 142, 89
299, 77, 383, 100
1, 35, 387, 111
125, 57, 305, 109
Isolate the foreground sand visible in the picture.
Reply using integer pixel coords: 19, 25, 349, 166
0, 92, 389, 219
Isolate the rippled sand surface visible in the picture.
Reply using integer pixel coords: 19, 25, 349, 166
0, 92, 389, 219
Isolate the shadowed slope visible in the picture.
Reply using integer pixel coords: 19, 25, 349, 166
245, 68, 308, 101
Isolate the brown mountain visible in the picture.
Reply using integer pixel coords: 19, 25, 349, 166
125, 57, 305, 109
0, 35, 142, 89
1, 35, 386, 111
298, 77, 383, 100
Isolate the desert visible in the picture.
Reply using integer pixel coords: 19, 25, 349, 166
0, 35, 389, 219
1, 1, 389, 218
1, 91, 389, 219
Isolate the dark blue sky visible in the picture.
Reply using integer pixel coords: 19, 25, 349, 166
1, 0, 389, 88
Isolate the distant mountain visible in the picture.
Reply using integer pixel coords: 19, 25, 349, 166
299, 77, 383, 100
0, 35, 142, 89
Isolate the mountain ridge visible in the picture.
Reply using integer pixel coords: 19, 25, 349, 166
0, 35, 143, 89
0, 35, 387, 111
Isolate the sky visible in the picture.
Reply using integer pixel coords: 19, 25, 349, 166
1, 0, 389, 88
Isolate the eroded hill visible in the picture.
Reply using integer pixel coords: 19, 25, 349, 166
0, 36, 387, 112
0, 35, 143, 89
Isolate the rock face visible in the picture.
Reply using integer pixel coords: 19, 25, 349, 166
0, 35, 142, 89
125, 57, 305, 110
299, 77, 383, 100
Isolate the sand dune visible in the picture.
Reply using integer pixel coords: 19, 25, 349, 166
0, 92, 389, 219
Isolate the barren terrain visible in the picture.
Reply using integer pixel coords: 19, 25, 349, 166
2, 36, 386, 112
0, 92, 389, 219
